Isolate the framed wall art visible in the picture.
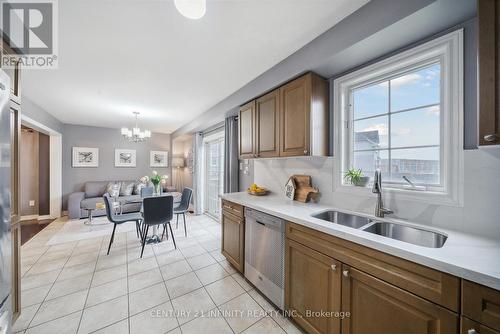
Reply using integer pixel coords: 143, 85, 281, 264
72, 147, 99, 167
115, 149, 136, 167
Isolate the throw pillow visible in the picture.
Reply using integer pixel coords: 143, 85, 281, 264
134, 182, 147, 195
120, 181, 134, 196
106, 182, 121, 197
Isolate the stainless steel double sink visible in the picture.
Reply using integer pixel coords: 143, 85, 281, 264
311, 210, 447, 248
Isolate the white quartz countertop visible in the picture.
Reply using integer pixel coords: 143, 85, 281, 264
221, 192, 500, 291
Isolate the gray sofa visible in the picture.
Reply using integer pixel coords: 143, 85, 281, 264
68, 181, 144, 219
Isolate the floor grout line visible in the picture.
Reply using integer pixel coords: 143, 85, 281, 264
23, 239, 80, 331
18, 215, 299, 334
74, 236, 103, 334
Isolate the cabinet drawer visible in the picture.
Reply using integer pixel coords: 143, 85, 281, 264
286, 222, 460, 312
463, 280, 500, 331
221, 200, 244, 218
462, 316, 500, 334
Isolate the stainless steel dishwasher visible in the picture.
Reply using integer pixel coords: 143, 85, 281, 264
244, 208, 285, 309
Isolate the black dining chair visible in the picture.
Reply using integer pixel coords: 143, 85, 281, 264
140, 195, 176, 258
103, 193, 143, 255
140, 186, 154, 198
174, 188, 193, 237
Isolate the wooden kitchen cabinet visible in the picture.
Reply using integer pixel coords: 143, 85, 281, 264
461, 316, 500, 334
279, 73, 328, 157
256, 89, 280, 158
341, 265, 459, 334
478, 0, 500, 145
238, 72, 329, 158
239, 100, 256, 159
286, 221, 460, 312
285, 238, 342, 334
462, 280, 500, 332
221, 201, 245, 273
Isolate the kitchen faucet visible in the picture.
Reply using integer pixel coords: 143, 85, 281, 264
372, 169, 393, 218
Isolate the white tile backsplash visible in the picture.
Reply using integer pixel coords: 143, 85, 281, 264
252, 149, 500, 239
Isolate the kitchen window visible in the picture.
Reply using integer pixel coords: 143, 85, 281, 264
333, 30, 464, 206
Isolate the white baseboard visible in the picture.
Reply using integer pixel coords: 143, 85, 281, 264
20, 215, 39, 221
21, 214, 58, 221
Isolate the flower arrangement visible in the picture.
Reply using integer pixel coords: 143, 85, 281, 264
141, 171, 168, 195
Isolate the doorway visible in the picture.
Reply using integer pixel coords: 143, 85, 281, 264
203, 131, 224, 219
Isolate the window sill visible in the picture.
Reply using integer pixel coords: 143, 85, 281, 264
334, 183, 463, 207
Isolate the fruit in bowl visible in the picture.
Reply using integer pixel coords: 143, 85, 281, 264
248, 183, 268, 195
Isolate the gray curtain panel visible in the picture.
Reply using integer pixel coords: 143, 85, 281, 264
193, 132, 204, 215
224, 116, 239, 193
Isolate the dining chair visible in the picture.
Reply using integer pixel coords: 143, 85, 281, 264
140, 186, 154, 198
103, 193, 143, 255
140, 195, 176, 258
174, 188, 193, 237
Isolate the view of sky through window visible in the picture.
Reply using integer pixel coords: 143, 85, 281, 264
351, 63, 441, 185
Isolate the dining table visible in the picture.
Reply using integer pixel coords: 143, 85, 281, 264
126, 192, 182, 244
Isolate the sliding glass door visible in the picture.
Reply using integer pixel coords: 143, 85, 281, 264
204, 134, 224, 219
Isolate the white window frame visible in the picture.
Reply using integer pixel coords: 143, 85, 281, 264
333, 30, 464, 207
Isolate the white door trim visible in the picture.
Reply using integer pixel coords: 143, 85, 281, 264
21, 114, 62, 219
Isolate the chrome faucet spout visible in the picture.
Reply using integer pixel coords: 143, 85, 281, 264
372, 169, 393, 218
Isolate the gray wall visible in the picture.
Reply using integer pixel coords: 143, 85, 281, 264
329, 17, 478, 152
232, 0, 477, 187
62, 124, 172, 209
172, 0, 475, 139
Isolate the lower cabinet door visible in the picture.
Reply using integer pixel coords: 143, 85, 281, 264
285, 239, 342, 334
221, 211, 244, 273
341, 265, 458, 334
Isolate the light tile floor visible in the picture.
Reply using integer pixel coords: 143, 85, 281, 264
15, 214, 302, 334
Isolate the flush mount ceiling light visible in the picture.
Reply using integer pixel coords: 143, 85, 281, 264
174, 0, 206, 20
121, 111, 151, 143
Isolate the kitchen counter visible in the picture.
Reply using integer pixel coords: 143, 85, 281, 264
221, 192, 500, 291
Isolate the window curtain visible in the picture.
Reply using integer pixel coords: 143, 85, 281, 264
224, 116, 239, 193
193, 132, 204, 215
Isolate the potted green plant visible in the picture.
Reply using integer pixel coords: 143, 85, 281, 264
344, 168, 370, 187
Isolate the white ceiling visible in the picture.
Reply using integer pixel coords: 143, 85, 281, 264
22, 0, 369, 134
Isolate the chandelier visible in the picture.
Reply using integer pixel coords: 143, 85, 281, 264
121, 112, 151, 143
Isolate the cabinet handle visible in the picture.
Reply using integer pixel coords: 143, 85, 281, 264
484, 134, 497, 142
343, 270, 349, 277
303, 149, 308, 154
331, 264, 336, 271
467, 329, 478, 334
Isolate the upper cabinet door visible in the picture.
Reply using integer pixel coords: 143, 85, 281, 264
478, 0, 500, 145
341, 265, 458, 334
280, 75, 311, 156
239, 101, 256, 159
256, 89, 280, 158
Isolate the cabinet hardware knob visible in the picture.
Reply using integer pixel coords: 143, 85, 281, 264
467, 329, 478, 334
303, 150, 308, 154
331, 264, 336, 271
343, 270, 349, 277
484, 134, 497, 142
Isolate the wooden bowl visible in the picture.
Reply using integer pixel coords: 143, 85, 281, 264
247, 188, 269, 196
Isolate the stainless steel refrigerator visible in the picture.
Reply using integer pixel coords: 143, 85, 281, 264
0, 69, 12, 334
